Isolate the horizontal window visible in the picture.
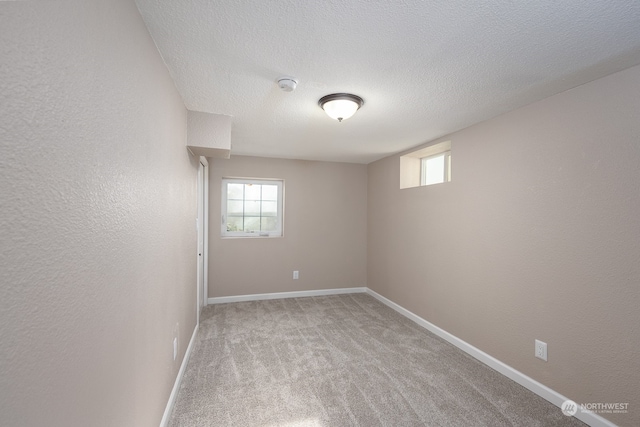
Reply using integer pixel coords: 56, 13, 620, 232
400, 141, 451, 189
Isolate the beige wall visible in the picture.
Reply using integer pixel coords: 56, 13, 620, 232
368, 64, 640, 426
209, 156, 367, 297
0, 1, 197, 426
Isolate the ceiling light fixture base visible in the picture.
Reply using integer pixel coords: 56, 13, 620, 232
318, 93, 364, 122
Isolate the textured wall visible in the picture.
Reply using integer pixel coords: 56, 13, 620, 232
0, 1, 196, 426
368, 65, 640, 426
209, 156, 367, 297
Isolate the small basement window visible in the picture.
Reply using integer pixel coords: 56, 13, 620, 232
421, 151, 451, 185
221, 178, 283, 237
400, 141, 451, 189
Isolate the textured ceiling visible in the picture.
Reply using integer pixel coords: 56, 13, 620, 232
134, 0, 640, 164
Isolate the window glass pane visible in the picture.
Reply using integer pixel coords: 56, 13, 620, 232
261, 216, 278, 231
244, 184, 261, 200
227, 183, 244, 200
244, 200, 260, 215
244, 216, 260, 232
262, 184, 278, 201
226, 216, 244, 232
227, 200, 243, 216
424, 154, 445, 185
261, 201, 277, 217
222, 179, 283, 237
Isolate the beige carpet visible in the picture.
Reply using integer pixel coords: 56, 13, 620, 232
168, 293, 585, 426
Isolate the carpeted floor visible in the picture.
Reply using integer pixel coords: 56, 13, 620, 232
168, 293, 585, 426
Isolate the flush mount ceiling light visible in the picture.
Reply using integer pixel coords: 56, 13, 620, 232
318, 93, 364, 122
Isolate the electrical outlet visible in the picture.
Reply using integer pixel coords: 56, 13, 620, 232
293, 270, 299, 280
535, 339, 547, 361
173, 337, 178, 361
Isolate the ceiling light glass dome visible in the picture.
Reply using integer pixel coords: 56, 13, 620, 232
318, 93, 364, 122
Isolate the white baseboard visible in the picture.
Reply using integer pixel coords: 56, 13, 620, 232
159, 325, 198, 427
207, 287, 367, 305
365, 288, 616, 427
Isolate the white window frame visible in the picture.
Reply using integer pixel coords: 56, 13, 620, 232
420, 151, 451, 186
221, 178, 284, 238
400, 140, 451, 189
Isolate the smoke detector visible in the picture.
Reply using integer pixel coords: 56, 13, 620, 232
277, 76, 298, 92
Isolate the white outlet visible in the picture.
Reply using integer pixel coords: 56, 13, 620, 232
535, 339, 547, 361
293, 270, 299, 280
173, 337, 178, 361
